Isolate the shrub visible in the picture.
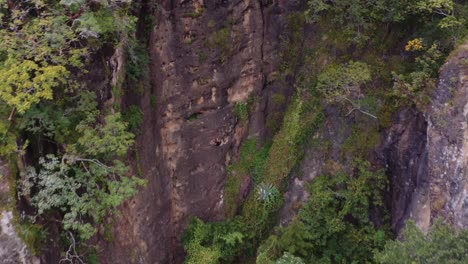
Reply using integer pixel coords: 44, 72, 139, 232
123, 105, 144, 133
234, 102, 249, 122
183, 218, 246, 264
257, 159, 390, 263
375, 220, 468, 264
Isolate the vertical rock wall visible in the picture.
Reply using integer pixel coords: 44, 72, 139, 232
380, 44, 468, 233
101, 1, 294, 263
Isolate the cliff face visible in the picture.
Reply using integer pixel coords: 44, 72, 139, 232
377, 44, 468, 233
280, 44, 468, 235
99, 1, 468, 262
0, 1, 466, 264
400, 44, 468, 232
101, 1, 293, 263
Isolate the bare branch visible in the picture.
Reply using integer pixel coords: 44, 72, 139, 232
59, 232, 84, 264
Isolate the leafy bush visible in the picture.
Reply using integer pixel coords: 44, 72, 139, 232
20, 112, 145, 240
257, 160, 390, 263
16, 219, 48, 256
126, 41, 150, 83
208, 26, 234, 64
316, 61, 377, 119
375, 220, 468, 263
390, 43, 444, 109
306, 0, 467, 44
183, 218, 246, 264
225, 138, 270, 217
234, 102, 249, 122
0, 121, 16, 156
123, 105, 144, 133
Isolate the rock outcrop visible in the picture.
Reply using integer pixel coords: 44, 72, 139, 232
380, 44, 468, 233
280, 44, 468, 235
0, 160, 39, 264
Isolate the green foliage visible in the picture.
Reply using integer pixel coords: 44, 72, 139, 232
390, 43, 444, 109
76, 7, 135, 41
187, 8, 204, 19
18, 96, 143, 241
123, 105, 144, 133
86, 250, 100, 264
0, 0, 136, 116
21, 143, 144, 240
316, 61, 377, 118
0, 121, 17, 156
306, 0, 467, 44
183, 218, 246, 264
256, 235, 282, 264
198, 51, 208, 63
275, 252, 305, 264
0, 4, 81, 114
257, 183, 281, 208
279, 13, 306, 76
150, 95, 158, 108
183, 218, 222, 264
263, 93, 324, 187
342, 124, 381, 158
208, 26, 234, 64
0, 58, 68, 114
225, 138, 270, 217
127, 40, 150, 83
258, 160, 389, 263
73, 113, 135, 159
316, 61, 372, 101
17, 91, 97, 148
0, 0, 144, 261
16, 219, 48, 256
187, 113, 201, 121
375, 220, 468, 263
234, 102, 249, 122
306, 0, 403, 43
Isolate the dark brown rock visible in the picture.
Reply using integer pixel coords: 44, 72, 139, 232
100, 0, 288, 263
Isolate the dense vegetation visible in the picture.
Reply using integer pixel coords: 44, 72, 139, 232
0, 0, 467, 263
0, 0, 146, 261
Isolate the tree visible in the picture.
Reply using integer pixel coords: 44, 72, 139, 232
316, 61, 376, 119
0, 0, 136, 117
305, 0, 466, 44
0, 120, 17, 156
183, 218, 245, 264
22, 154, 145, 240
0, 58, 68, 114
411, 0, 466, 43
256, 160, 389, 263
0, 0, 142, 261
20, 112, 145, 240
391, 43, 443, 109
375, 220, 468, 263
